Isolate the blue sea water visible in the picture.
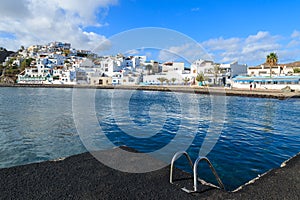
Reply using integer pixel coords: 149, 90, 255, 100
0, 87, 299, 191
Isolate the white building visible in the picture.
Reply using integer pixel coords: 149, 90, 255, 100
232, 75, 300, 91
162, 62, 185, 72
143, 71, 190, 85
122, 72, 141, 85
17, 63, 52, 84
248, 65, 293, 76
190, 60, 247, 86
52, 66, 76, 85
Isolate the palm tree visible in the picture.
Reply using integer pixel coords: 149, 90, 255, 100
171, 77, 176, 85
196, 73, 205, 86
157, 77, 167, 85
266, 53, 278, 77
183, 77, 190, 85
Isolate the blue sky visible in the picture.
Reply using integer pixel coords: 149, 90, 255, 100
100, 0, 297, 40
1, 0, 300, 65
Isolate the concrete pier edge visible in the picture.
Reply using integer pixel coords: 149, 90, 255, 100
1, 83, 300, 99
0, 148, 299, 199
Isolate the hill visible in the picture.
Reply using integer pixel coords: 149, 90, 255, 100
0, 48, 15, 63
281, 61, 300, 67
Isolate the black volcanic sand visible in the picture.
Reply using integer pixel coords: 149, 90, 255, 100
0, 148, 299, 200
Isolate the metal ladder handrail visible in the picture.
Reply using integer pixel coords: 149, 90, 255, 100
193, 156, 225, 191
170, 151, 193, 184
170, 151, 226, 192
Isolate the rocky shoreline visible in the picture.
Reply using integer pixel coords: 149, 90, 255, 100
1, 83, 299, 99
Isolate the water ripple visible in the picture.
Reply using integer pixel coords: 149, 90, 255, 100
0, 88, 299, 191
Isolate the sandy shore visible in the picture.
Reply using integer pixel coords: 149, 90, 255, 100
0, 147, 299, 199
1, 83, 299, 99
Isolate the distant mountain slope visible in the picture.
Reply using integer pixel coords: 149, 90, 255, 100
282, 61, 300, 67
0, 48, 15, 63
256, 61, 300, 68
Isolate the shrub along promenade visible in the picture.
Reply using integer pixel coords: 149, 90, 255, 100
1, 83, 300, 99
0, 147, 299, 199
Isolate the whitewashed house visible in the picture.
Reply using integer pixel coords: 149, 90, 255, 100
190, 60, 247, 86
17, 60, 52, 84
247, 65, 293, 76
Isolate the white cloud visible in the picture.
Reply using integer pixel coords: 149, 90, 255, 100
0, 0, 118, 51
291, 30, 300, 38
287, 40, 300, 48
158, 43, 211, 63
191, 8, 200, 12
201, 31, 285, 65
0, 0, 30, 19
125, 49, 140, 55
202, 37, 241, 51
245, 31, 271, 43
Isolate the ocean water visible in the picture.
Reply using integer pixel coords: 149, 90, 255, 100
0, 87, 299, 191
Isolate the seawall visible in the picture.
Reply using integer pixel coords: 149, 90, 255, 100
1, 83, 299, 99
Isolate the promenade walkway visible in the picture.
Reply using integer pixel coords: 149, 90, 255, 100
1, 83, 300, 99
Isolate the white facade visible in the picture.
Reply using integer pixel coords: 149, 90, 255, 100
143, 71, 190, 85
52, 66, 76, 84
191, 60, 247, 86
122, 73, 141, 85
162, 62, 185, 72
220, 61, 247, 78
232, 76, 300, 91
248, 65, 293, 76
112, 72, 123, 85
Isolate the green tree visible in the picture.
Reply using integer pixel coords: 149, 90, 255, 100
183, 77, 190, 85
171, 77, 176, 85
266, 52, 278, 77
196, 73, 205, 86
20, 58, 34, 71
293, 68, 300, 73
157, 77, 167, 85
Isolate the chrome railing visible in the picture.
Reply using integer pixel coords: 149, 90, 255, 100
170, 151, 225, 192
193, 156, 225, 191
170, 151, 193, 184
